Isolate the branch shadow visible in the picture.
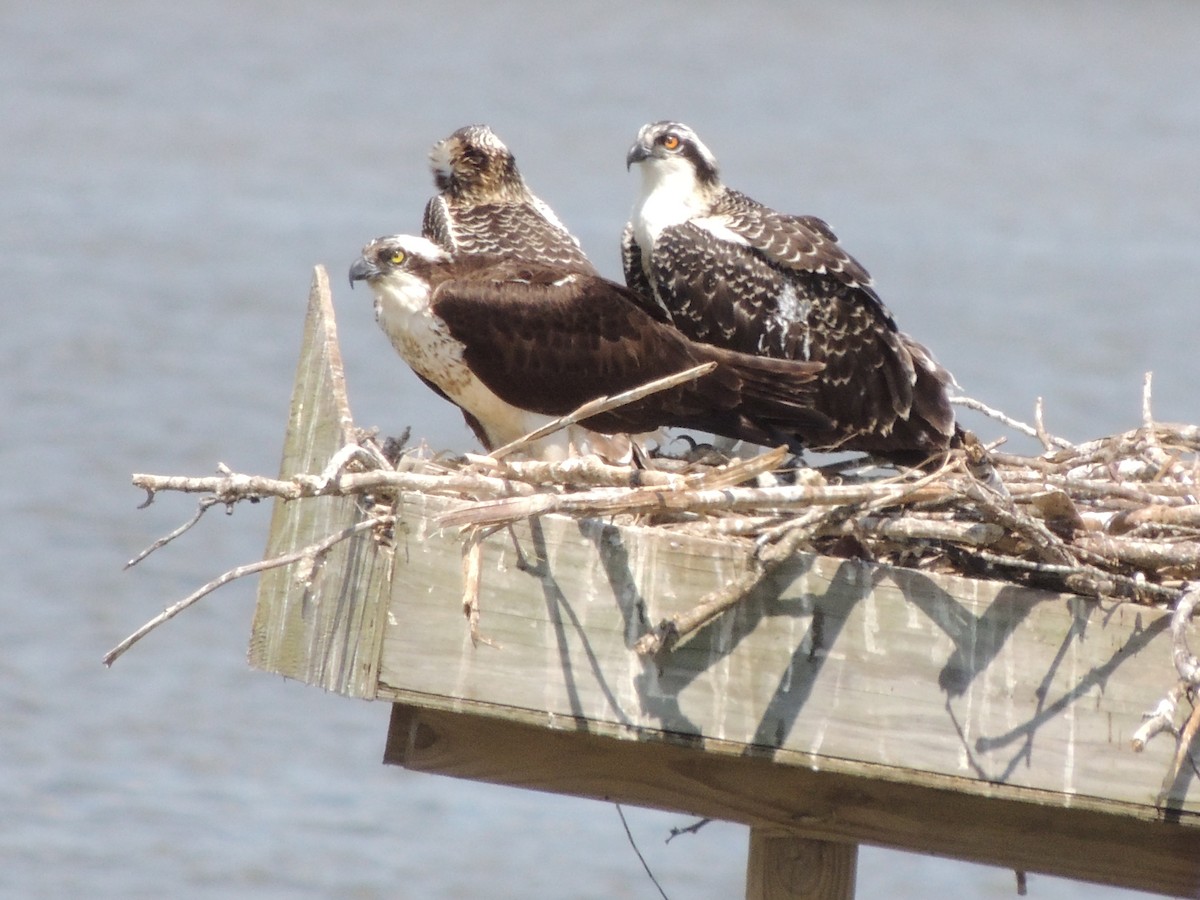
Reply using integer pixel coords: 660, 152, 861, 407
514, 517, 635, 730
527, 514, 1181, 804
578, 519, 865, 747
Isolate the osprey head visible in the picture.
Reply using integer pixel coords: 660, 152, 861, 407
428, 124, 526, 202
349, 234, 450, 290
625, 121, 720, 189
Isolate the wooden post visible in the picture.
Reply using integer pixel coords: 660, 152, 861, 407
746, 829, 856, 900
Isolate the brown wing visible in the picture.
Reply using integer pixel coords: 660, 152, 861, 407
430, 266, 826, 445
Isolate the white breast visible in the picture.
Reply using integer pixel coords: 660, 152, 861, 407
372, 277, 637, 461
629, 157, 709, 252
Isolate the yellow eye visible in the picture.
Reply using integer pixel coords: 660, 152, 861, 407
662, 133, 681, 151
388, 250, 406, 265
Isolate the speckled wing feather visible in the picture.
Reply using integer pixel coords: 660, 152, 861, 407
428, 265, 826, 445
620, 221, 653, 298
708, 190, 874, 288
421, 197, 454, 254
619, 221, 674, 324
648, 219, 930, 452
422, 197, 598, 274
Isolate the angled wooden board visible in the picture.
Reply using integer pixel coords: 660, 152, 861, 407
248, 266, 392, 697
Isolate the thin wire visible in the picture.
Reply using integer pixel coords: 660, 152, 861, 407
614, 804, 670, 900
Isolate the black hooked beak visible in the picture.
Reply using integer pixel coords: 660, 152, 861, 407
348, 256, 377, 289
625, 139, 651, 170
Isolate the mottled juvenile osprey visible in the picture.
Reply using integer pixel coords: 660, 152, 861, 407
623, 121, 957, 465
349, 235, 828, 461
422, 124, 597, 274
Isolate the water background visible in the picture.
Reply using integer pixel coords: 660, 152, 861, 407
4, 2, 1198, 897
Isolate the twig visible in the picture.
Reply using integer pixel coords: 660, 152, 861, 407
132, 466, 538, 504
314, 440, 392, 489
972, 550, 1178, 604
1161, 698, 1200, 803
952, 394, 1072, 449
665, 818, 712, 844
636, 464, 963, 657
1132, 685, 1182, 752
487, 362, 717, 461
635, 516, 842, 658
469, 455, 685, 489
1034, 397, 1060, 452
461, 530, 497, 648
1172, 583, 1200, 684
1142, 372, 1156, 435
104, 515, 391, 666
958, 479, 1077, 566
125, 497, 221, 569
439, 479, 949, 531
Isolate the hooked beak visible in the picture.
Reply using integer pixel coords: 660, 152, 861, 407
625, 139, 651, 170
348, 256, 378, 289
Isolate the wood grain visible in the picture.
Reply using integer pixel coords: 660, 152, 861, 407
384, 704, 1200, 897
248, 266, 391, 697
746, 830, 857, 900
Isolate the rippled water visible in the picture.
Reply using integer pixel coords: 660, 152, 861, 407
4, 2, 1198, 897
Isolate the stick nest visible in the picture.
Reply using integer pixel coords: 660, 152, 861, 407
362, 395, 1200, 609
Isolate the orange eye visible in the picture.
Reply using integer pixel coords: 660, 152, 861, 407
662, 133, 680, 151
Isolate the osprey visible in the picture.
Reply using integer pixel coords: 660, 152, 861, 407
422, 124, 598, 274
623, 121, 957, 466
348, 234, 828, 461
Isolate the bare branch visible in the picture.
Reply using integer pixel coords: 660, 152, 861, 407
125, 497, 221, 569
952, 394, 1072, 449
1172, 583, 1200, 684
1133, 685, 1183, 752
104, 515, 391, 666
131, 466, 538, 504
487, 362, 717, 461
1142, 371, 1156, 434
439, 478, 948, 531
665, 818, 712, 844
461, 530, 498, 648
1160, 697, 1200, 804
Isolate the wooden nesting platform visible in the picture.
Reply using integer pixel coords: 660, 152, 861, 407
250, 268, 1200, 898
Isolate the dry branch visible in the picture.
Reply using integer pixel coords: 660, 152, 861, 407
486, 362, 717, 460
106, 515, 391, 666
1132, 584, 1200, 796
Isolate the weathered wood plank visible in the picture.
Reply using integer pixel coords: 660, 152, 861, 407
384, 703, 1200, 897
378, 492, 1192, 817
248, 266, 391, 697
745, 830, 856, 900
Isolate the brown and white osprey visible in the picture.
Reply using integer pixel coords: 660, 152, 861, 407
349, 234, 828, 461
422, 124, 597, 274
623, 121, 957, 466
